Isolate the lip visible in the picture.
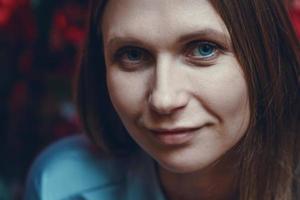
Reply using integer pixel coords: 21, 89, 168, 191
148, 127, 201, 145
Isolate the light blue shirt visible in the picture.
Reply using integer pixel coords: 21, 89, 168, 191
24, 134, 166, 200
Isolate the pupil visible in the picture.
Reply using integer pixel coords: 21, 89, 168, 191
128, 50, 141, 60
199, 44, 213, 56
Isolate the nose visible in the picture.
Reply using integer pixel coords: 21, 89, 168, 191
148, 56, 189, 115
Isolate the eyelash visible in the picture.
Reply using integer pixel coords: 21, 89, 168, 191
112, 41, 224, 70
184, 41, 224, 66
113, 46, 152, 69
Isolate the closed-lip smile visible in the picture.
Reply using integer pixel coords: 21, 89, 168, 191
147, 126, 203, 145
150, 127, 201, 135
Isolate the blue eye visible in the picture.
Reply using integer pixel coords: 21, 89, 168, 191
192, 42, 217, 58
126, 48, 143, 61
116, 47, 146, 63
114, 46, 152, 70
184, 41, 222, 66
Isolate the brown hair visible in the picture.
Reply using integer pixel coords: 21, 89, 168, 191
75, 0, 300, 199
208, 1, 300, 199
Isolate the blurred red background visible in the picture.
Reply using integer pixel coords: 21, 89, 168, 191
0, 0, 88, 199
0, 0, 299, 199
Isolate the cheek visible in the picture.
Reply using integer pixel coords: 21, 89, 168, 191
106, 68, 150, 119
215, 67, 250, 136
213, 70, 249, 118
192, 61, 250, 134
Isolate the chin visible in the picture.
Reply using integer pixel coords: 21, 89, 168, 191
153, 150, 218, 174
157, 160, 212, 175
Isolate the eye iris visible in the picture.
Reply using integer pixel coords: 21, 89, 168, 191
196, 44, 215, 57
127, 49, 142, 61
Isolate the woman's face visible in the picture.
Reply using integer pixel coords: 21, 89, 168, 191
102, 0, 250, 173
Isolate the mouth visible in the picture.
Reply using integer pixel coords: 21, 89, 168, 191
148, 126, 202, 145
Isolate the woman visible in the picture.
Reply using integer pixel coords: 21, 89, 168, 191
25, 0, 300, 199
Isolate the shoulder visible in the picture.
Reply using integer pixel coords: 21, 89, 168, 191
24, 134, 130, 200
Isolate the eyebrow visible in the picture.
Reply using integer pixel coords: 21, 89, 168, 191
106, 37, 151, 51
105, 28, 231, 51
177, 28, 231, 46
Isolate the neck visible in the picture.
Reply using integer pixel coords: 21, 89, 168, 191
157, 157, 239, 200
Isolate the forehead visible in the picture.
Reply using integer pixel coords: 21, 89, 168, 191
101, 0, 229, 47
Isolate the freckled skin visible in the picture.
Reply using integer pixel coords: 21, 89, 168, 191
102, 0, 250, 199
